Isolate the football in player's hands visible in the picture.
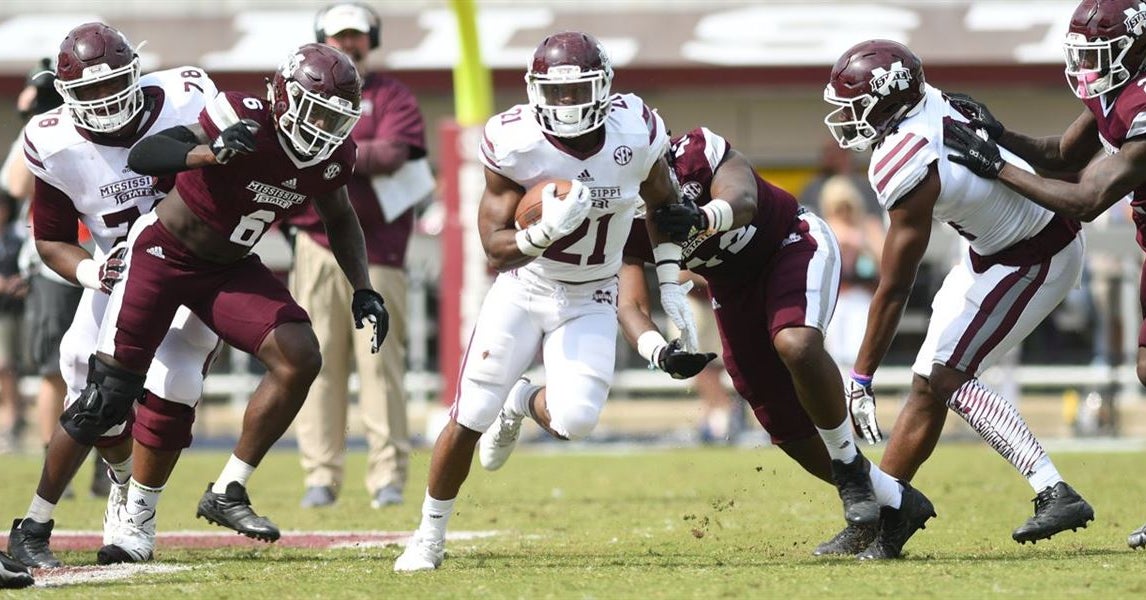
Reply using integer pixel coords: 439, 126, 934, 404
515, 178, 573, 229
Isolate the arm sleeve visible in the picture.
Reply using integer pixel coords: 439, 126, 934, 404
31, 177, 81, 244
127, 125, 199, 176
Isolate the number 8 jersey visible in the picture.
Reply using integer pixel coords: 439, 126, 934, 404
26, 66, 216, 259
480, 93, 669, 283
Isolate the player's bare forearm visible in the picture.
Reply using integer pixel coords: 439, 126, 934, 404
316, 188, 372, 289
709, 150, 760, 229
35, 239, 91, 286
997, 152, 1135, 221
485, 228, 535, 272
998, 110, 1098, 173
998, 132, 1069, 171
617, 260, 658, 348
478, 168, 531, 271
640, 157, 680, 245
854, 285, 912, 376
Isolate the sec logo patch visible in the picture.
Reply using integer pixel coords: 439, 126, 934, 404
324, 163, 342, 180
613, 146, 632, 166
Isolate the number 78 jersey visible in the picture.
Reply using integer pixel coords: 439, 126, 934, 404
480, 93, 669, 283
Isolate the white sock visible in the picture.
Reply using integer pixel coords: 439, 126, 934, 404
418, 490, 455, 540
1027, 455, 1064, 492
213, 454, 255, 494
816, 418, 858, 463
868, 465, 903, 509
505, 382, 540, 420
948, 379, 1048, 479
126, 479, 164, 517
106, 456, 133, 485
25, 494, 56, 523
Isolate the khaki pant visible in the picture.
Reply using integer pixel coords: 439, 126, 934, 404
291, 233, 410, 495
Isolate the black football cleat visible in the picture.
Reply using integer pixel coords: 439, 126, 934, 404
1128, 522, 1146, 549
7, 518, 61, 569
196, 482, 280, 543
830, 451, 880, 526
858, 482, 936, 560
813, 522, 878, 556
0, 551, 33, 589
1012, 481, 1094, 544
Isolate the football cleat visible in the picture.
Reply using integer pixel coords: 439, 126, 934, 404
7, 518, 61, 569
103, 475, 129, 545
1012, 481, 1094, 544
830, 451, 880, 526
97, 504, 155, 564
478, 378, 533, 471
1128, 522, 1146, 549
196, 482, 280, 543
393, 531, 445, 572
812, 522, 878, 556
0, 551, 33, 589
858, 482, 936, 560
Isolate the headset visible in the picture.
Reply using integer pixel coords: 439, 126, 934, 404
314, 2, 381, 50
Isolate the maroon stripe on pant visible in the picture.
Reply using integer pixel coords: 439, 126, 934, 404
945, 266, 1029, 370
965, 260, 1049, 373
448, 328, 479, 419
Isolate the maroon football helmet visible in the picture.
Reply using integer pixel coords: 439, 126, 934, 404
54, 22, 142, 133
526, 31, 613, 137
1064, 0, 1146, 98
267, 42, 362, 161
824, 39, 926, 151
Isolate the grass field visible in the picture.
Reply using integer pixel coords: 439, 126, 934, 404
1, 443, 1144, 597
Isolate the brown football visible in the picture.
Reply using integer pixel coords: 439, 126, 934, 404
515, 178, 573, 229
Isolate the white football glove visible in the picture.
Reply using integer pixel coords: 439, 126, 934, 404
538, 179, 591, 240
846, 375, 883, 445
659, 280, 699, 352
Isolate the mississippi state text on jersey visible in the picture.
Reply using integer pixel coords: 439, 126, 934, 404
480, 93, 668, 283
26, 66, 217, 258
181, 91, 356, 249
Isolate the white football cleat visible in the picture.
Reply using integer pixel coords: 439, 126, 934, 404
393, 531, 444, 572
479, 378, 534, 471
102, 474, 129, 545
97, 505, 155, 564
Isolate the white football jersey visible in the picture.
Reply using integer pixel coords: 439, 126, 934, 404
23, 66, 217, 258
480, 93, 670, 283
869, 84, 1053, 256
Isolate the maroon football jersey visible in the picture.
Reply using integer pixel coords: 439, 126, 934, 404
178, 91, 356, 247
623, 127, 800, 282
1082, 76, 1146, 250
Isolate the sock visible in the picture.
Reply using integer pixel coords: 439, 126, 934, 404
418, 490, 455, 540
212, 454, 255, 494
505, 382, 540, 420
948, 379, 1048, 481
868, 465, 903, 509
1027, 455, 1064, 492
816, 418, 858, 463
126, 478, 164, 517
106, 456, 133, 485
25, 494, 56, 523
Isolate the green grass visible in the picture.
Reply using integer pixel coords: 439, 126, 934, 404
2, 444, 1144, 598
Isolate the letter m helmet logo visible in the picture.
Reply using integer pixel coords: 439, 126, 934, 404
870, 61, 911, 97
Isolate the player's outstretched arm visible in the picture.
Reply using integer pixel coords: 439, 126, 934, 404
996, 109, 1099, 175
641, 157, 701, 351
617, 258, 715, 379
704, 150, 759, 231
128, 121, 256, 176
478, 167, 533, 272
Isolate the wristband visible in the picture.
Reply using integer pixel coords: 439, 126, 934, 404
850, 371, 873, 387
637, 330, 669, 368
75, 258, 102, 291
700, 198, 735, 234
652, 242, 683, 285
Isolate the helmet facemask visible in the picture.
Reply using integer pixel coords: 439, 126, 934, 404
526, 64, 612, 138
273, 79, 361, 161
55, 57, 142, 133
1064, 31, 1137, 98
823, 86, 884, 152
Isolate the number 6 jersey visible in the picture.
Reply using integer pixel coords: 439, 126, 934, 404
26, 66, 217, 259
480, 93, 669, 283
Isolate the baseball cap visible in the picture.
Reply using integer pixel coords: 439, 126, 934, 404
319, 4, 373, 36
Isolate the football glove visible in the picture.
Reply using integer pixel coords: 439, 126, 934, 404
539, 179, 592, 240
653, 201, 702, 244
846, 373, 882, 445
352, 289, 389, 354
947, 93, 1005, 141
75, 241, 128, 295
659, 279, 699, 352
657, 338, 717, 380
944, 118, 1006, 179
211, 118, 260, 164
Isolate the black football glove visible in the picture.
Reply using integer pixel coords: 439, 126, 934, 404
211, 118, 260, 164
943, 118, 1006, 179
947, 93, 1005, 141
657, 338, 717, 380
653, 201, 703, 244
351, 289, 389, 353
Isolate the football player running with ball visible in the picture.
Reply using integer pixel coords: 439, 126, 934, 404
821, 39, 1094, 550
395, 32, 697, 571
939, 0, 1146, 549
622, 126, 931, 559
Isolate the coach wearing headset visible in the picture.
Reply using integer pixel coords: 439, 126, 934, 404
290, 2, 429, 509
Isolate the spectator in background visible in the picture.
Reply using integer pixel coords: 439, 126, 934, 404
0, 192, 25, 452
819, 175, 883, 374
799, 139, 883, 224
292, 2, 431, 509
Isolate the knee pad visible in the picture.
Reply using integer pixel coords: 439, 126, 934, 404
133, 392, 196, 451
61, 356, 146, 446
547, 400, 602, 441
93, 410, 134, 448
